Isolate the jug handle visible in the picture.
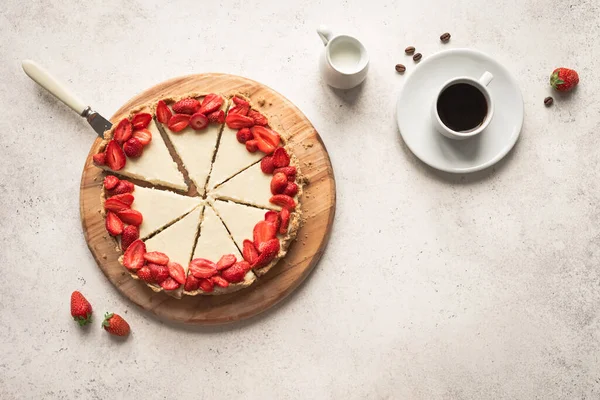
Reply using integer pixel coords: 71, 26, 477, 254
317, 25, 333, 46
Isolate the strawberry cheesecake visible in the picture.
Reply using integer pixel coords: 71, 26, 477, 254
94, 92, 304, 296
94, 106, 187, 191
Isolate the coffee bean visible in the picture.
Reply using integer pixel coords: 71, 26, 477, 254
395, 64, 406, 73
544, 96, 554, 107
413, 53, 422, 62
405, 46, 416, 55
440, 32, 451, 42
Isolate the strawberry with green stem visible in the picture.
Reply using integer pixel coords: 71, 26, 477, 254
550, 68, 579, 92
70, 291, 93, 326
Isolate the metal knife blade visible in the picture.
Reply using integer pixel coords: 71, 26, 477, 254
82, 107, 112, 137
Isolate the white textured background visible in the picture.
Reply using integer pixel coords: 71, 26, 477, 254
1, 0, 600, 399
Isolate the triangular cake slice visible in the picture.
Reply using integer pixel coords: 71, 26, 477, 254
211, 199, 301, 276
154, 94, 228, 194
143, 205, 203, 297
97, 106, 187, 191
210, 162, 279, 210
130, 185, 202, 240
206, 125, 263, 190
211, 199, 268, 250
184, 205, 256, 295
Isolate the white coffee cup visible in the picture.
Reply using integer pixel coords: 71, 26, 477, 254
317, 25, 369, 89
432, 71, 494, 140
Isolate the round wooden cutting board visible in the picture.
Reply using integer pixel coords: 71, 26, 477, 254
80, 73, 335, 325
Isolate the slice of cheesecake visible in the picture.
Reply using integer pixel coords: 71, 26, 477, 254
143, 205, 203, 297
155, 94, 227, 194
210, 199, 268, 251
206, 125, 264, 190
211, 199, 302, 276
130, 185, 202, 240
210, 161, 279, 210
185, 205, 256, 295
98, 107, 187, 191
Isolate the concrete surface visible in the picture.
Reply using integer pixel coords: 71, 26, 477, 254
1, 0, 600, 399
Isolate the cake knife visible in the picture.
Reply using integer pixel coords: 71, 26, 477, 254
22, 60, 112, 137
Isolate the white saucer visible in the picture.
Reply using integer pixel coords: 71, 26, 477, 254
396, 48, 524, 173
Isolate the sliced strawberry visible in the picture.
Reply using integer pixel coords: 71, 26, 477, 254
284, 182, 298, 197
148, 263, 169, 283
105, 211, 123, 236
207, 110, 225, 124
245, 140, 258, 153
123, 239, 146, 271
279, 207, 291, 234
264, 210, 281, 232
93, 152, 106, 165
251, 126, 281, 154
199, 278, 214, 292
273, 147, 290, 168
260, 156, 275, 174
105, 140, 126, 171
248, 109, 268, 126
253, 220, 277, 249
160, 277, 180, 290
198, 93, 224, 115
136, 266, 154, 283
117, 209, 143, 226
168, 114, 191, 132
270, 194, 296, 210
221, 261, 251, 283
252, 239, 280, 268
226, 113, 254, 129
156, 100, 172, 124
109, 193, 134, 206
242, 240, 259, 264
184, 275, 200, 291
121, 225, 139, 251
113, 118, 133, 145
189, 112, 209, 130
189, 258, 217, 278
274, 166, 297, 181
228, 105, 250, 116
103, 175, 119, 190
216, 254, 237, 271
172, 98, 201, 115
212, 275, 230, 288
270, 172, 288, 195
236, 128, 253, 144
132, 128, 152, 145
168, 261, 186, 285
131, 113, 152, 130
232, 96, 249, 107
144, 251, 169, 265
110, 180, 134, 195
123, 137, 144, 158
104, 197, 130, 213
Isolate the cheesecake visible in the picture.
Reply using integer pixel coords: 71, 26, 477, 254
154, 93, 227, 194
96, 92, 304, 297
140, 205, 203, 297
95, 105, 187, 191
205, 96, 265, 190
128, 185, 201, 240
184, 205, 256, 296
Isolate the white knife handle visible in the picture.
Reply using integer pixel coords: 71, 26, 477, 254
22, 60, 87, 115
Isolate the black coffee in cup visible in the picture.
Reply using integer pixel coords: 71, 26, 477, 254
436, 83, 488, 132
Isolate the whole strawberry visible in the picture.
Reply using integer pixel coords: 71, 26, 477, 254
70, 291, 93, 326
102, 313, 130, 337
550, 68, 579, 92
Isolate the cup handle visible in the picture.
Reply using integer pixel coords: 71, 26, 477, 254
479, 71, 494, 86
317, 25, 333, 46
